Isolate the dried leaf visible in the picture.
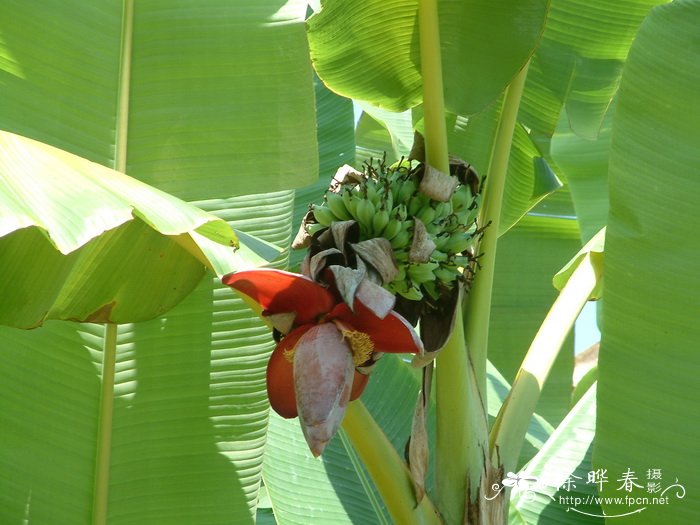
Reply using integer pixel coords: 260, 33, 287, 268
329, 164, 364, 192
327, 265, 366, 310
329, 220, 359, 254
408, 391, 429, 503
308, 248, 344, 282
355, 278, 395, 319
408, 218, 436, 263
419, 164, 458, 202
421, 284, 461, 352
351, 238, 399, 284
408, 131, 425, 163
292, 209, 315, 249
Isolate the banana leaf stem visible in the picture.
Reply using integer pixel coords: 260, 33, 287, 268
92, 323, 117, 525
489, 254, 599, 475
418, 0, 449, 174
463, 61, 530, 403
342, 401, 442, 525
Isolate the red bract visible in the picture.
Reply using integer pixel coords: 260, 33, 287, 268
222, 268, 423, 456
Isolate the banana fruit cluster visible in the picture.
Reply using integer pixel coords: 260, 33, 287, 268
307, 158, 482, 302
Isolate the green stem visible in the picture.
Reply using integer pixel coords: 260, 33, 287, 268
416, 1, 469, 520
463, 62, 530, 407
418, 0, 449, 174
342, 401, 442, 525
92, 323, 117, 525
490, 254, 599, 474
435, 302, 473, 523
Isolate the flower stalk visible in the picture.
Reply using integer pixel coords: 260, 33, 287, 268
342, 401, 442, 525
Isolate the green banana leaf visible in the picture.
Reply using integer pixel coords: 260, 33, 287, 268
307, 0, 548, 115
488, 215, 581, 429
0, 2, 316, 523
549, 109, 612, 244
518, 0, 664, 142
594, 2, 700, 522
510, 384, 602, 524
0, 0, 318, 198
290, 75, 356, 271
0, 191, 296, 525
0, 130, 250, 328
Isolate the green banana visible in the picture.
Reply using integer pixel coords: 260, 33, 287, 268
390, 230, 411, 249
326, 192, 352, 220
381, 218, 402, 240
407, 262, 440, 285
372, 208, 390, 235
450, 184, 473, 212
408, 193, 429, 216
416, 205, 436, 225
355, 198, 376, 228
400, 285, 423, 301
396, 178, 418, 204
434, 266, 458, 283
443, 232, 473, 254
312, 205, 337, 226
342, 189, 359, 218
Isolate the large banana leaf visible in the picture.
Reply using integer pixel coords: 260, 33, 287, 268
0, 130, 249, 328
0, 0, 317, 198
519, 0, 664, 142
488, 215, 580, 429
595, 2, 700, 522
0, 192, 296, 525
307, 0, 548, 115
0, 2, 317, 523
510, 384, 602, 524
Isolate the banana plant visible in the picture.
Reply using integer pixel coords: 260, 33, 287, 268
1, 1, 699, 524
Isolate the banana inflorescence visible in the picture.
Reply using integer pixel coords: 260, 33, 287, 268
307, 157, 483, 302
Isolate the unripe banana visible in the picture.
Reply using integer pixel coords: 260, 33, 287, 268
306, 223, 327, 236
424, 220, 441, 236
381, 218, 402, 240
417, 203, 438, 225
433, 233, 450, 251
390, 178, 405, 204
390, 230, 411, 249
365, 180, 378, 202
443, 232, 473, 254
422, 281, 439, 301
408, 193, 429, 216
389, 158, 412, 172
408, 262, 440, 285
450, 185, 473, 212
393, 204, 408, 222
355, 198, 376, 228
312, 205, 337, 226
434, 266, 458, 283
434, 201, 452, 221
343, 189, 359, 218
431, 250, 449, 262
400, 285, 423, 301
382, 188, 394, 212
394, 250, 409, 263
372, 208, 390, 235
397, 178, 418, 204
326, 192, 352, 220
